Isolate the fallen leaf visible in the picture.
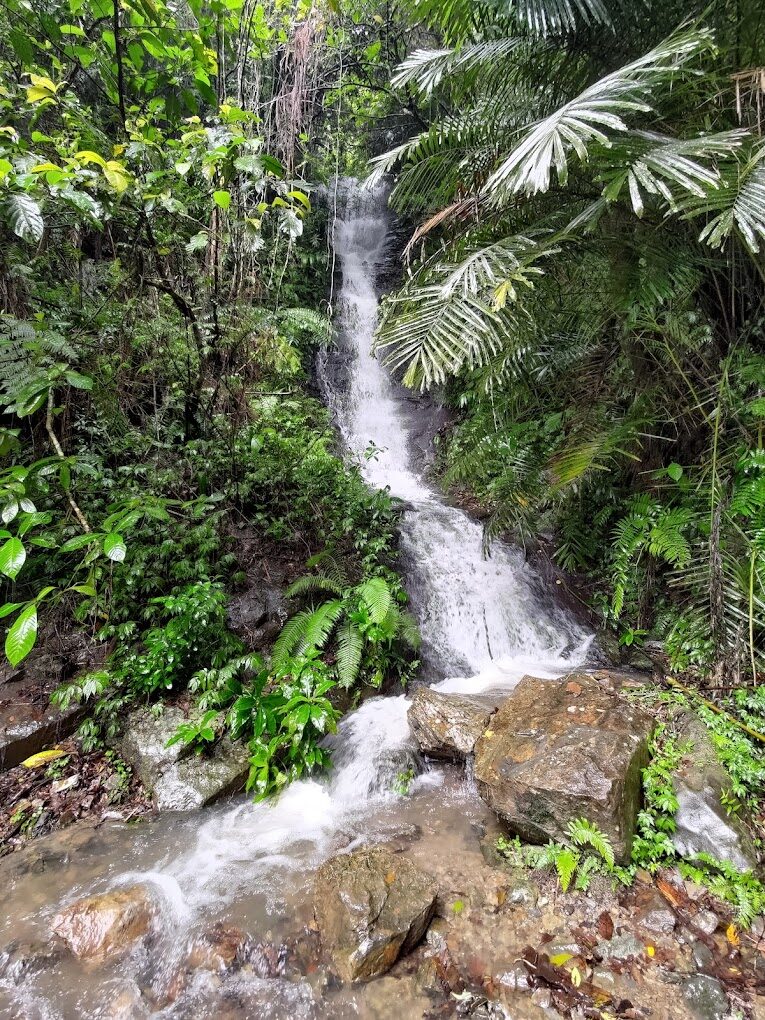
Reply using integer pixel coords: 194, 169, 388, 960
597, 910, 614, 940
570, 965, 582, 987
550, 952, 574, 966
384, 871, 396, 885
726, 923, 740, 947
646, 945, 655, 958
566, 681, 583, 695
21, 749, 66, 768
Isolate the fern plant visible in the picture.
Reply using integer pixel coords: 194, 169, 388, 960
272, 556, 420, 688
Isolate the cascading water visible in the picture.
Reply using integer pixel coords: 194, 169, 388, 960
0, 179, 591, 1020
320, 179, 591, 689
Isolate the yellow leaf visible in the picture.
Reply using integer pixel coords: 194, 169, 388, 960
21, 748, 66, 768
550, 952, 574, 966
26, 86, 57, 104
103, 161, 130, 194
31, 162, 61, 173
726, 924, 740, 947
112, 144, 126, 157
28, 73, 58, 91
76, 150, 106, 167
484, 729, 494, 739
646, 945, 655, 957
570, 965, 582, 987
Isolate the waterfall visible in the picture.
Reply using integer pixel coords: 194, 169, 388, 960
319, 178, 592, 689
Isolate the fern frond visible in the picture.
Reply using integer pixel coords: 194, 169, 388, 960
357, 577, 392, 625
567, 817, 615, 866
336, 620, 364, 688
555, 847, 580, 891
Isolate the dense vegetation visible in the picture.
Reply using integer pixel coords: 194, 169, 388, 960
0, 0, 763, 892
374, 0, 765, 695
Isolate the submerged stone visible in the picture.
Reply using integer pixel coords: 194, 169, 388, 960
314, 844, 438, 982
407, 686, 491, 761
474, 673, 652, 863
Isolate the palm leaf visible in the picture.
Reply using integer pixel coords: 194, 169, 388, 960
484, 27, 714, 200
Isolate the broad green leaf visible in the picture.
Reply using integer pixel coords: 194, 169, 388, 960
0, 537, 25, 580
5, 602, 38, 666
103, 532, 126, 562
213, 190, 231, 210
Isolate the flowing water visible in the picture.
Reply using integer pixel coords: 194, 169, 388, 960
0, 180, 591, 1019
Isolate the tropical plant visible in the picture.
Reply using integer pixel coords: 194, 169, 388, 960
272, 556, 420, 688
372, 0, 765, 682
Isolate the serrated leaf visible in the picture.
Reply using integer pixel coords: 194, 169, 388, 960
5, 602, 38, 666
6, 193, 44, 242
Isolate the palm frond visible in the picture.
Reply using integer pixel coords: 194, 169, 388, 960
682, 141, 765, 254
484, 27, 715, 200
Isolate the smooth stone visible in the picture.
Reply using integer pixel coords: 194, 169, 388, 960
595, 934, 644, 961
152, 739, 251, 811
51, 885, 154, 961
682, 974, 729, 1020
671, 713, 758, 872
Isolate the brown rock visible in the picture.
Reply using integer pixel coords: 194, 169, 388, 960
314, 845, 438, 982
51, 885, 154, 960
186, 922, 252, 973
407, 687, 491, 760
474, 673, 652, 863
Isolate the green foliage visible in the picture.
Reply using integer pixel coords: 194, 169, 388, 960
496, 817, 625, 894
375, 0, 765, 681
393, 767, 415, 797
274, 558, 420, 690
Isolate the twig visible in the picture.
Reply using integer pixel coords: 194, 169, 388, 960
45, 390, 91, 534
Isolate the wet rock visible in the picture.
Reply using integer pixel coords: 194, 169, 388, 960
595, 934, 644, 961
693, 909, 719, 936
0, 680, 84, 771
0, 940, 68, 983
407, 686, 491, 761
113, 705, 190, 792
682, 974, 729, 1020
227, 581, 286, 650
637, 906, 676, 935
691, 941, 714, 971
474, 673, 651, 862
186, 923, 252, 974
106, 981, 151, 1019
671, 713, 758, 872
115, 707, 250, 810
51, 884, 154, 960
153, 738, 251, 811
314, 844, 438, 982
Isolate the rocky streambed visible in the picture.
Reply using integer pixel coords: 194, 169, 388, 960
0, 669, 763, 1019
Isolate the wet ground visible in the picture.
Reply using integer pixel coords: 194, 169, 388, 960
1, 764, 763, 1020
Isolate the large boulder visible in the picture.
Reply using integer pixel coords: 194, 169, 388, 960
671, 713, 758, 872
51, 885, 155, 961
314, 845, 438, 982
115, 708, 250, 811
474, 673, 652, 863
407, 686, 491, 761
153, 739, 251, 811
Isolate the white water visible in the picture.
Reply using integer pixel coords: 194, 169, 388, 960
0, 179, 592, 1020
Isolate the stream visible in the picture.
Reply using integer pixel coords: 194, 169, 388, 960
0, 180, 591, 1019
